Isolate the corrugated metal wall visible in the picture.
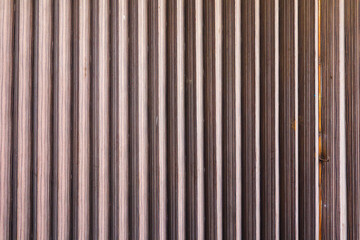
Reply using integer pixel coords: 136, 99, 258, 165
0, 0, 357, 239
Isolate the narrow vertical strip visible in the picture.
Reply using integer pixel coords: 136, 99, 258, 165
129, 0, 140, 237
314, 0, 320, 237
279, 0, 297, 238
241, 0, 259, 237
129, 0, 149, 238
294, 0, 299, 237
158, 0, 167, 238
203, 0, 219, 238
338, 0, 347, 237
222, 0, 236, 239
53, 0, 71, 238
109, 0, 119, 238
34, 0, 52, 238
148, 0, 161, 238
71, 0, 91, 238
166, 0, 179, 238
11, 0, 19, 237
215, 0, 222, 238
320, 0, 343, 237
118, 0, 129, 238
234, 0, 241, 238
0, 0, 13, 238
14, 0, 32, 238
259, 0, 278, 237
255, 0, 261, 237
177, 0, 186, 238
275, 0, 280, 238
184, 0, 198, 238
195, 0, 205, 238
298, 0, 318, 238
90, 0, 100, 237
71, 0, 80, 238
99, 0, 110, 238
138, 0, 148, 238
89, 0, 111, 238
345, 0, 360, 238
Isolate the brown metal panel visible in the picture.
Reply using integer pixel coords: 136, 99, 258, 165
279, 0, 298, 238
241, 0, 259, 238
320, 0, 345, 237
222, 0, 237, 239
260, 0, 278, 238
0, 0, 13, 239
345, 0, 360, 238
298, 0, 318, 238
2, 1, 358, 238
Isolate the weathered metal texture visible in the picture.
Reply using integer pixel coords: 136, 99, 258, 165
241, 0, 260, 238
260, 0, 279, 238
345, 0, 360, 239
298, 0, 319, 238
320, 0, 347, 238
0, 0, 356, 239
279, 0, 298, 238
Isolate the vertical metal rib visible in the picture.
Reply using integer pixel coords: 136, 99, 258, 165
0, 0, 13, 239
241, 0, 260, 238
13, 0, 32, 238
298, 0, 318, 238
90, 0, 99, 237
166, 0, 180, 238
148, 0, 161, 238
118, 0, 129, 238
222, 0, 236, 239
279, 0, 298, 238
138, 0, 149, 238
345, 0, 360, 238
148, 0, 166, 238
71, 0, 91, 238
259, 0, 279, 238
89, 0, 111, 238
109, 0, 118, 238
235, 0, 241, 238
158, 0, 167, 238
195, 0, 205, 238
33, 0, 52, 238
129, 0, 148, 238
184, 0, 198, 238
53, 0, 71, 238
319, 0, 346, 237
203, 0, 222, 238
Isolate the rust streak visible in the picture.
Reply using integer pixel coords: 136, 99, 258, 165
318, 0, 322, 238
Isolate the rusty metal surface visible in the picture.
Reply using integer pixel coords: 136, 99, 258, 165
0, 0, 356, 239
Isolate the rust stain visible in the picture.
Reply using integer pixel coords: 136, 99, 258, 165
318, 0, 322, 238
291, 119, 296, 131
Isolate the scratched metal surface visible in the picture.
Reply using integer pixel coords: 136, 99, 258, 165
0, 0, 355, 239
